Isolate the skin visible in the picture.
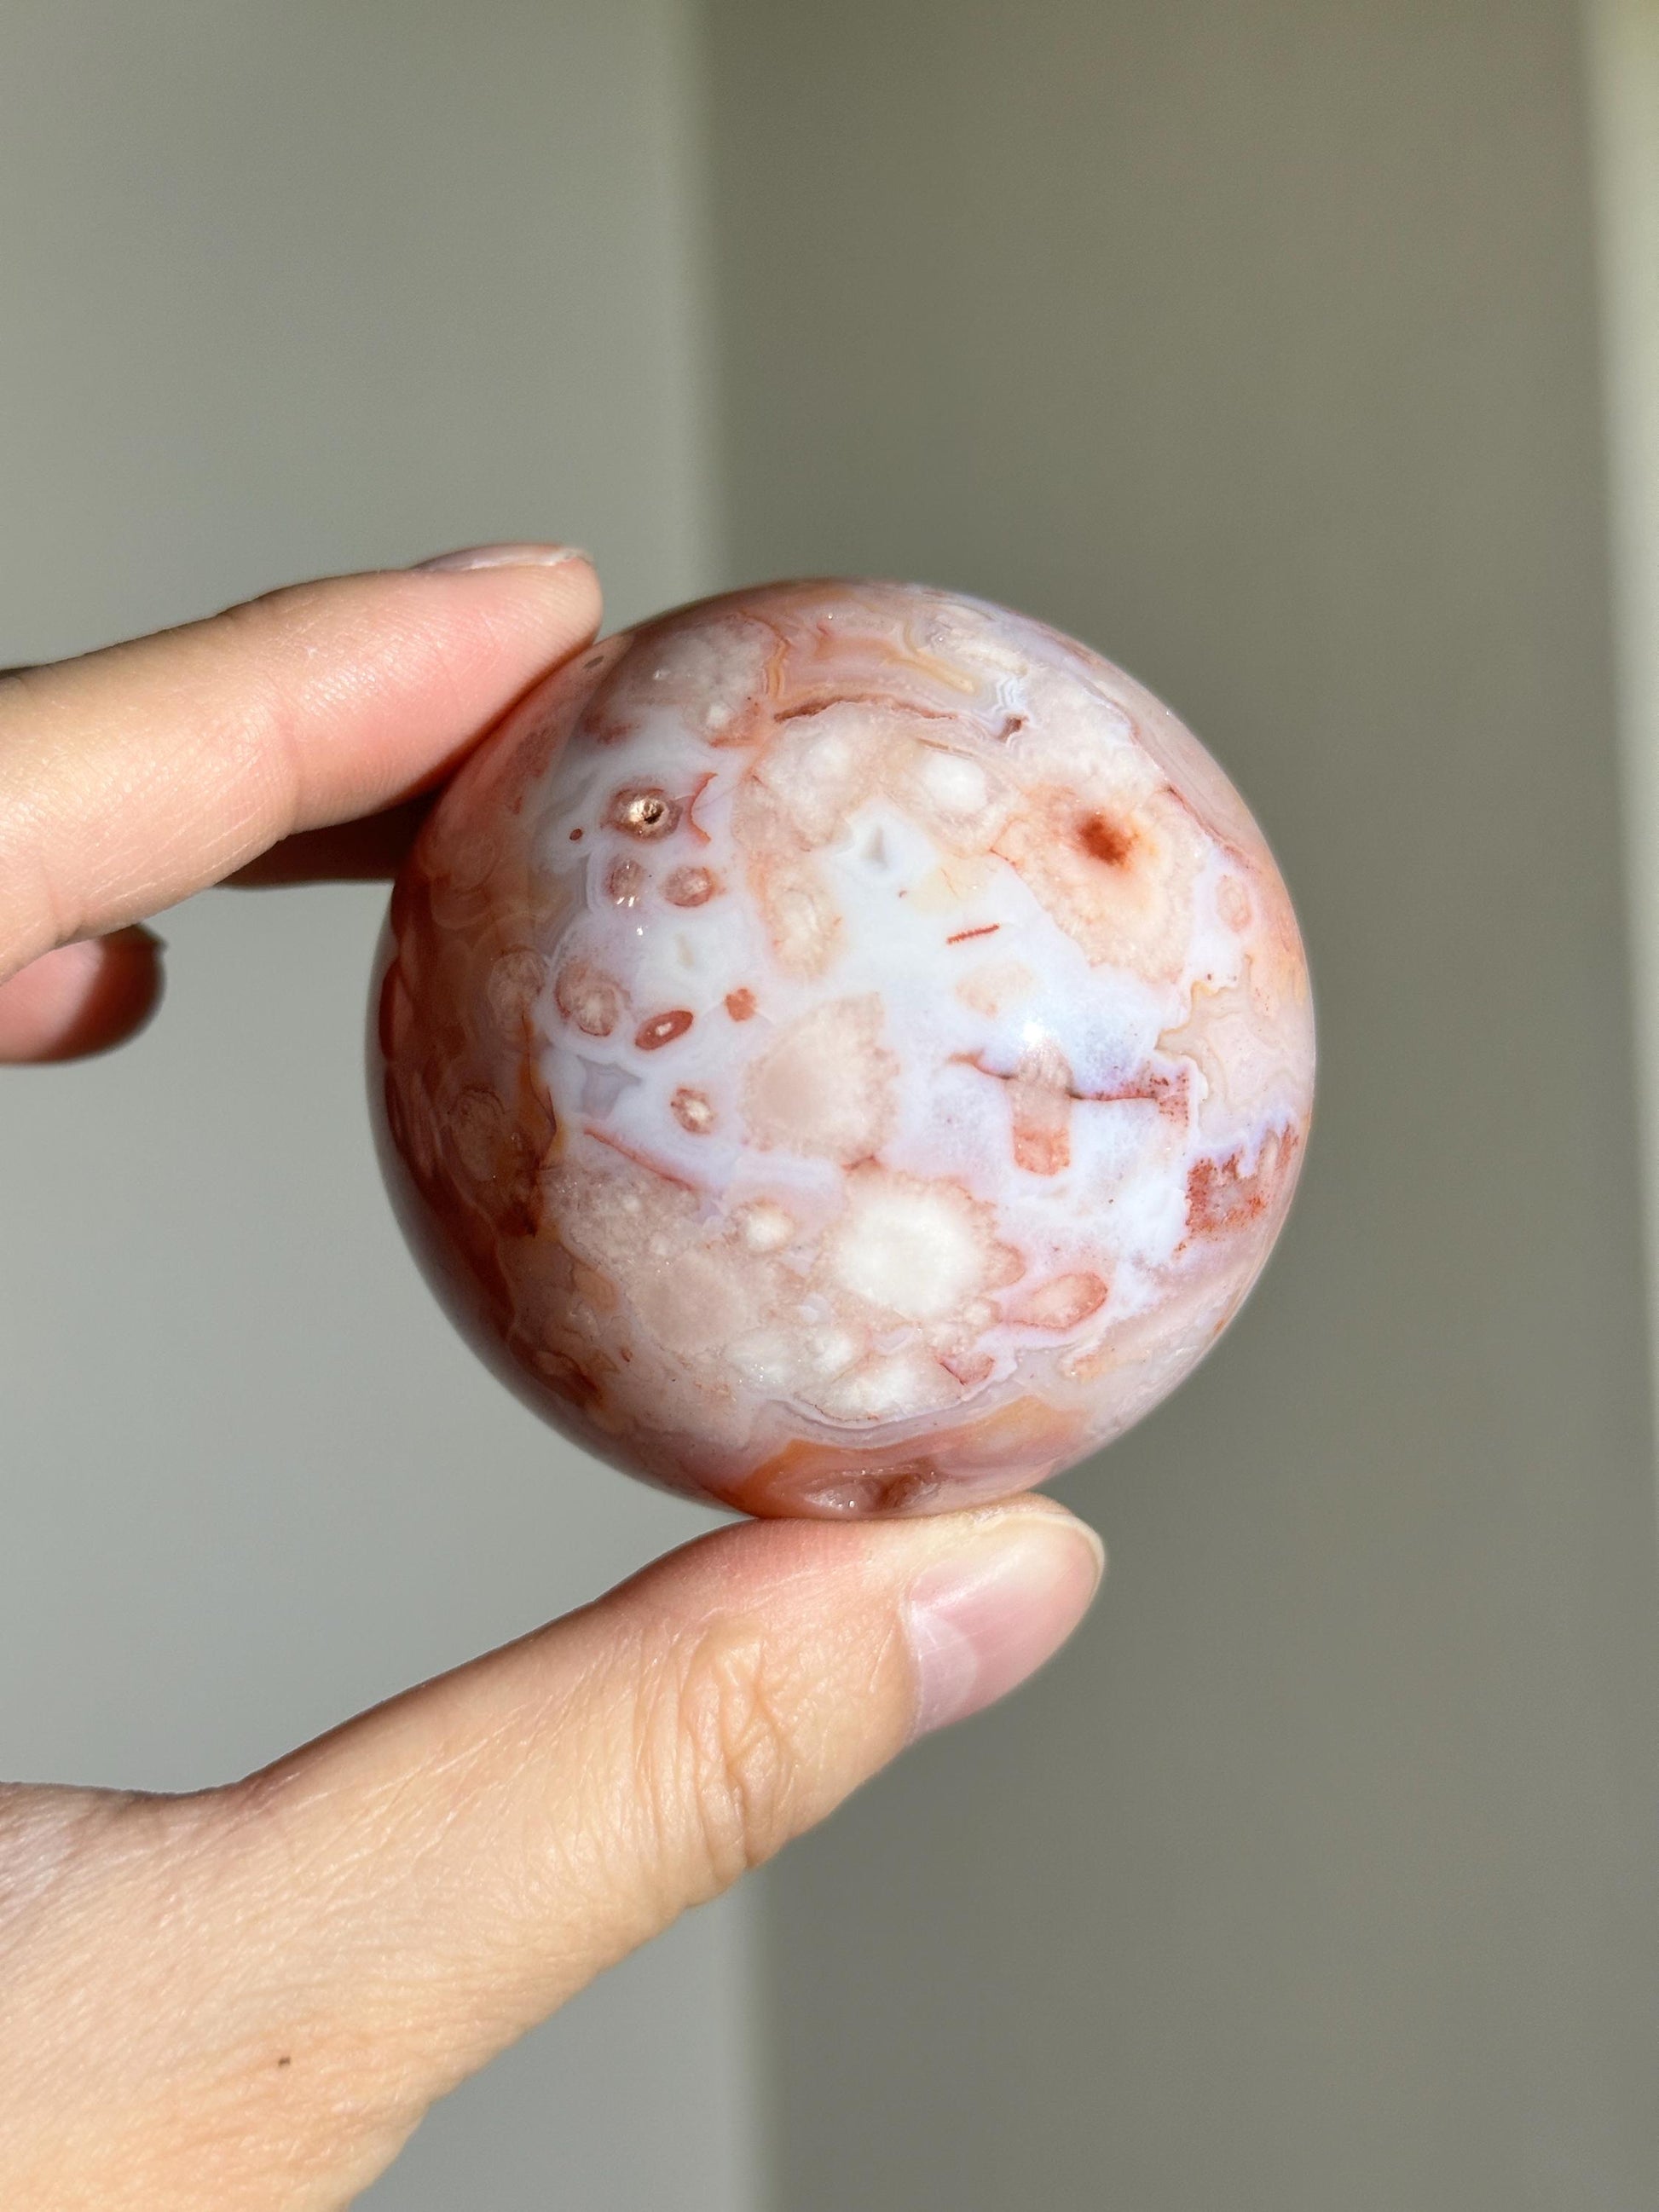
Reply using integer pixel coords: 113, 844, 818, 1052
0, 552, 1103, 2209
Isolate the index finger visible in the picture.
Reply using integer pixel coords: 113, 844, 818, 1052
0, 546, 601, 982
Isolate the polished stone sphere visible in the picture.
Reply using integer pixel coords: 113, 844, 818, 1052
371, 580, 1314, 1516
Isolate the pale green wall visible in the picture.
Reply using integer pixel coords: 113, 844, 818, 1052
703, 3, 1659, 2203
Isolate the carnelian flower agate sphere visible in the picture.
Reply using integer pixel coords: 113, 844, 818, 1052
372, 580, 1314, 1517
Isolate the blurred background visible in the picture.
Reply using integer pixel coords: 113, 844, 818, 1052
3, 3, 1659, 2205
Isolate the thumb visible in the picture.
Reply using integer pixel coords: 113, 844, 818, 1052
0, 545, 601, 983
3, 1502, 1100, 2208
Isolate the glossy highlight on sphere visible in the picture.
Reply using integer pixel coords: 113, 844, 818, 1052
372, 580, 1314, 1516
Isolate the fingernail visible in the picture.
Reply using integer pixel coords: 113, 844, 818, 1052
905, 1510, 1104, 1739
412, 542, 590, 574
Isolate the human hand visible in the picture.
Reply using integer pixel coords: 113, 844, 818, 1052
0, 548, 1103, 2209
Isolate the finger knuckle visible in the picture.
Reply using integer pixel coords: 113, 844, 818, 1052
640, 1622, 800, 1897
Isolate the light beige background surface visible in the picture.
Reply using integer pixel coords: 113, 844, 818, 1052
3, 3, 1659, 2207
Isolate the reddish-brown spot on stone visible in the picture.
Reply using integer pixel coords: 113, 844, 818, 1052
1187, 1150, 1273, 1237
963, 1038, 1073, 1175
1011, 1096, 1070, 1172
1013, 1273, 1109, 1331
569, 826, 584, 841
946, 922, 1000, 945
606, 785, 681, 839
665, 864, 720, 907
1078, 811, 1136, 867
1084, 1066, 1190, 1118
636, 1008, 694, 1051
672, 1086, 715, 1133
607, 858, 647, 906
1009, 1035, 1070, 1176
725, 988, 756, 1021
555, 960, 623, 1037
